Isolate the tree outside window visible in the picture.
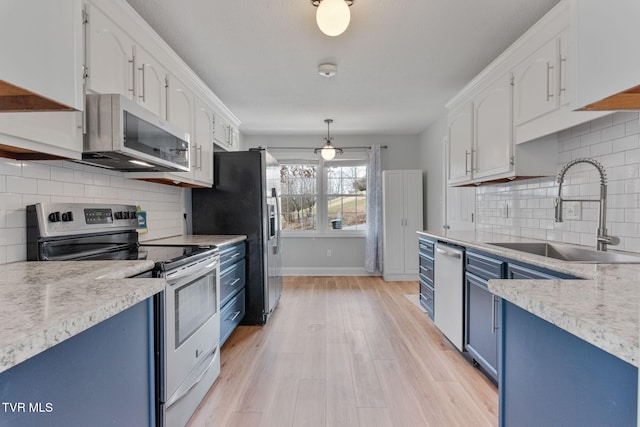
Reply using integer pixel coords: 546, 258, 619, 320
280, 164, 317, 230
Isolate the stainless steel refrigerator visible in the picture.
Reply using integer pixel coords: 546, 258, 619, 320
192, 149, 282, 324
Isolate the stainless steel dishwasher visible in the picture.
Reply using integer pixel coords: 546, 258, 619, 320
434, 242, 465, 351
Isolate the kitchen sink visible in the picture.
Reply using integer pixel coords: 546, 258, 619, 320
487, 242, 640, 264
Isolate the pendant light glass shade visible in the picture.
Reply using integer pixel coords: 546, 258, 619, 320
316, 0, 351, 36
320, 145, 336, 160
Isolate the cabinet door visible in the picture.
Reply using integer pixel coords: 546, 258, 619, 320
0, 112, 82, 158
447, 102, 473, 185
0, 0, 83, 110
382, 171, 405, 277
513, 38, 558, 126
465, 273, 499, 382
85, 2, 135, 99
136, 46, 167, 119
230, 126, 240, 151
166, 74, 194, 181
193, 96, 215, 185
473, 73, 513, 180
212, 111, 229, 149
403, 170, 423, 273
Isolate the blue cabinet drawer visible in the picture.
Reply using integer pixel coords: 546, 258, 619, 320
419, 254, 434, 283
419, 282, 434, 320
220, 288, 245, 346
466, 250, 505, 280
220, 258, 246, 306
419, 236, 435, 258
507, 263, 568, 280
219, 241, 245, 269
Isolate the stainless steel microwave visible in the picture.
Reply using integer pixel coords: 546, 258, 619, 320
82, 94, 190, 172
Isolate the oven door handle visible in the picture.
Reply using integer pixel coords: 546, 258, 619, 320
165, 346, 218, 409
165, 258, 218, 283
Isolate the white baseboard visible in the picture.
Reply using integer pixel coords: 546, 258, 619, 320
282, 267, 379, 276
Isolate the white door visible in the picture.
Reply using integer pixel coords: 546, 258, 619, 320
447, 102, 473, 185
136, 46, 167, 119
382, 170, 405, 277
403, 170, 423, 274
513, 38, 558, 126
166, 74, 194, 181
443, 138, 476, 232
473, 73, 513, 180
212, 111, 229, 149
194, 96, 215, 185
85, 2, 135, 99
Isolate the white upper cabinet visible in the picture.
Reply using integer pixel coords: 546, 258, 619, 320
135, 46, 167, 119
447, 102, 473, 185
473, 73, 513, 180
570, 0, 640, 110
193, 97, 215, 185
0, 0, 83, 111
513, 38, 558, 126
84, 2, 135, 99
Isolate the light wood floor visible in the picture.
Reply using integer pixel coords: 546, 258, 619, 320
188, 276, 498, 427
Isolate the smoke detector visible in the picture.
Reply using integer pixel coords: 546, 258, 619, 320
318, 63, 337, 78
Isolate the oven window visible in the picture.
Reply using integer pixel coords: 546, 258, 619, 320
174, 272, 216, 348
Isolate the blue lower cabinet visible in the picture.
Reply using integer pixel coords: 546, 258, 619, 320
0, 299, 155, 427
220, 288, 246, 345
500, 301, 638, 427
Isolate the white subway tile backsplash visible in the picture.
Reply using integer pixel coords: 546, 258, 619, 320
0, 160, 187, 264
477, 115, 640, 254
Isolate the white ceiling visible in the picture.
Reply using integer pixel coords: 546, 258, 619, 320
125, 0, 561, 136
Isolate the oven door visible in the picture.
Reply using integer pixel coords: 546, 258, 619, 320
162, 254, 220, 414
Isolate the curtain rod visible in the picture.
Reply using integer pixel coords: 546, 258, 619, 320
257, 145, 388, 150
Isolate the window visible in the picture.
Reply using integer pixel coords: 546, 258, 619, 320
280, 163, 318, 231
279, 158, 367, 234
326, 164, 367, 231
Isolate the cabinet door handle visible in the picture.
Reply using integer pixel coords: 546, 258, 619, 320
492, 295, 500, 334
559, 56, 567, 94
225, 277, 240, 287
197, 145, 203, 170
546, 62, 555, 102
226, 310, 241, 322
465, 150, 471, 175
128, 56, 136, 96
138, 63, 146, 102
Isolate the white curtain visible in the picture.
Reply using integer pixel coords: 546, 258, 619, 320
365, 144, 383, 274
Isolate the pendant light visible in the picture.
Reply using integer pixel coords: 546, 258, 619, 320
314, 119, 343, 160
311, 0, 354, 37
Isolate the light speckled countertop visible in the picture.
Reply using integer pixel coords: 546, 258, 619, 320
418, 230, 639, 367
144, 234, 246, 247
0, 260, 163, 374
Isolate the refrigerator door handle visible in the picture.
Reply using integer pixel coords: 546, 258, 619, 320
272, 188, 281, 254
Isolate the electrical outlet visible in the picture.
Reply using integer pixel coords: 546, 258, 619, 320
326, 249, 332, 257
566, 203, 582, 220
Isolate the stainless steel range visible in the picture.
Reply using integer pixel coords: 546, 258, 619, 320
27, 203, 220, 427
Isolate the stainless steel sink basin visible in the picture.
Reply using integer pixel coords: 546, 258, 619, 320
487, 242, 640, 264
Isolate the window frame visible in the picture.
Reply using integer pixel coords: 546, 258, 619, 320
279, 155, 367, 237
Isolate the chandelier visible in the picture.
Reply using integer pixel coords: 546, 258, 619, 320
314, 119, 343, 160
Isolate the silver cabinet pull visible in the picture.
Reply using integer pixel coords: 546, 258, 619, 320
138, 63, 146, 102
559, 56, 567, 94
197, 145, 203, 170
128, 56, 136, 96
492, 295, 500, 334
225, 278, 240, 287
546, 62, 555, 102
226, 311, 241, 322
465, 150, 470, 175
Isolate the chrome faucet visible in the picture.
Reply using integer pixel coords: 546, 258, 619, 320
554, 158, 619, 251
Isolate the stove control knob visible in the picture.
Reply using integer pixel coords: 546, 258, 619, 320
61, 211, 74, 222
48, 211, 61, 222
114, 211, 124, 220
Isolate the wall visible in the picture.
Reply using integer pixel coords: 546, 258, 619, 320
242, 133, 421, 275
476, 112, 640, 253
0, 158, 187, 264
418, 113, 447, 231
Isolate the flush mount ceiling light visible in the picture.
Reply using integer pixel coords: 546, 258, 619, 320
318, 63, 337, 78
314, 119, 344, 160
311, 0, 354, 37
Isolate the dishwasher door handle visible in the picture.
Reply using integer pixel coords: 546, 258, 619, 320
435, 247, 462, 259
